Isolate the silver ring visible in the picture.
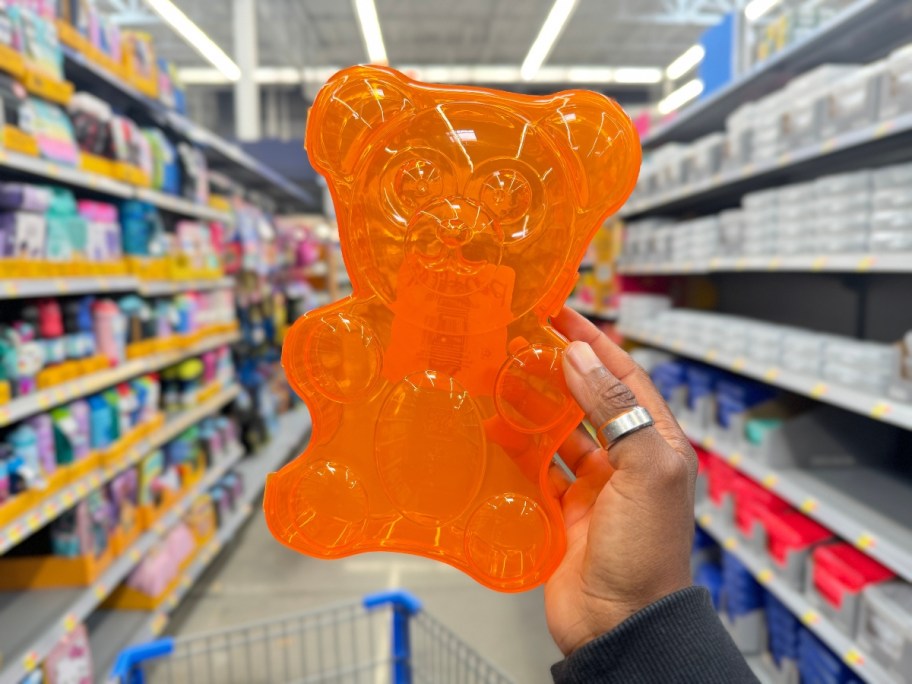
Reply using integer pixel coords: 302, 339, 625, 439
597, 406, 654, 449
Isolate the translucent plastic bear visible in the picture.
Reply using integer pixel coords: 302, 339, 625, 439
265, 65, 640, 592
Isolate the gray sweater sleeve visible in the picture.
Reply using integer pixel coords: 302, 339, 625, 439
551, 586, 760, 684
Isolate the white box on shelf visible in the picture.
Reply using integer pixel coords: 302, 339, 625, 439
879, 43, 912, 120
857, 580, 912, 681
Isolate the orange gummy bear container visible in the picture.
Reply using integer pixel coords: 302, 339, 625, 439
264, 65, 641, 592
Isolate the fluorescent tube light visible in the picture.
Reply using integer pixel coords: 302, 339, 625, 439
665, 45, 705, 80
657, 79, 704, 115
744, 0, 783, 22
354, 0, 387, 64
614, 67, 663, 84
144, 0, 241, 82
520, 0, 579, 81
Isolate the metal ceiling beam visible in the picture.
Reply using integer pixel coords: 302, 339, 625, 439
619, 0, 740, 26
107, 0, 162, 25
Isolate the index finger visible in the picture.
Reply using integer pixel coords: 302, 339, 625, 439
552, 306, 692, 460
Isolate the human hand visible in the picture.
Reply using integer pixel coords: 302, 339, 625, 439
544, 306, 698, 656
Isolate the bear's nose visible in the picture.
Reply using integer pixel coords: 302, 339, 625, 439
422, 197, 499, 246
437, 217, 473, 247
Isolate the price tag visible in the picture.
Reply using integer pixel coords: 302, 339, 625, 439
0, 407, 10, 425
8, 522, 23, 543
37, 394, 51, 409
94, 583, 108, 599
26, 512, 40, 531
844, 649, 864, 666
53, 389, 66, 403
762, 474, 778, 489
811, 256, 828, 271
855, 533, 875, 551
723, 537, 738, 550
820, 138, 837, 153
54, 279, 70, 293
22, 650, 39, 672
767, 258, 781, 271
62, 491, 75, 506
129, 548, 141, 563
810, 383, 828, 399
704, 350, 718, 363
777, 153, 791, 166
728, 453, 742, 467
151, 613, 167, 635
75, 482, 88, 496
63, 613, 77, 633
874, 120, 895, 138
42, 501, 58, 517
757, 569, 773, 585
801, 610, 820, 626
698, 513, 712, 527
702, 436, 715, 449
870, 402, 891, 420
856, 256, 875, 272
3, 282, 18, 296
800, 498, 818, 514
732, 358, 746, 371
763, 367, 780, 382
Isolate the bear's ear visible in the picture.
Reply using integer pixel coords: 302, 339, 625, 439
539, 91, 641, 219
305, 66, 418, 190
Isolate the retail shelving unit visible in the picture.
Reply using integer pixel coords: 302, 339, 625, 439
0, 276, 235, 301
620, 325, 912, 431
618, 253, 912, 275
624, 111, 912, 219
61, 47, 313, 210
642, 0, 912, 148
0, 439, 246, 684
0, 329, 240, 429
86, 407, 312, 683
601, 2, 912, 679
566, 297, 618, 321
696, 504, 898, 684
683, 420, 912, 585
0, 384, 240, 555
0, 16, 316, 681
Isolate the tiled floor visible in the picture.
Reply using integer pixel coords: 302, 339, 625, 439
168, 506, 561, 683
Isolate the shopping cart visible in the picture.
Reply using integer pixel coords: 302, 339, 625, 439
111, 590, 516, 684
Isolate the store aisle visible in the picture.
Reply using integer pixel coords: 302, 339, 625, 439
168, 504, 562, 684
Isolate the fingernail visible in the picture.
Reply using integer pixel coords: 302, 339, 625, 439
565, 342, 603, 375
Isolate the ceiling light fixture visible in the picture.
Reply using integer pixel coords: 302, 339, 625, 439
354, 0, 388, 64
744, 0, 784, 22
144, 0, 241, 81
614, 67, 663, 84
520, 0, 579, 81
178, 64, 666, 86
665, 44, 705, 81
657, 78, 704, 115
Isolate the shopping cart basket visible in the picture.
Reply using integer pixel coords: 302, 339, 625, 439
111, 590, 515, 684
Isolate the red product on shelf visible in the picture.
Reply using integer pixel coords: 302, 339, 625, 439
706, 452, 738, 505
812, 543, 895, 609
760, 508, 832, 566
694, 445, 711, 474
732, 475, 790, 537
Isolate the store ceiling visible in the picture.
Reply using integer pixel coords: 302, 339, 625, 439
108, 0, 724, 90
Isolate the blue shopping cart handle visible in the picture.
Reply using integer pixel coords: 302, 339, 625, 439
363, 589, 423, 615
110, 638, 175, 683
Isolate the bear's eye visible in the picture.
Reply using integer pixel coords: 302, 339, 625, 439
479, 170, 532, 225
395, 159, 442, 209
